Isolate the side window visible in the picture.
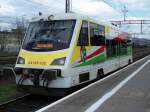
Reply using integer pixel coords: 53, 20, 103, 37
90, 23, 105, 46
120, 40, 127, 55
77, 21, 89, 46
106, 39, 116, 58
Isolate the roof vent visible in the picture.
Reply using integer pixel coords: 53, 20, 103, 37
39, 12, 42, 16
48, 15, 54, 20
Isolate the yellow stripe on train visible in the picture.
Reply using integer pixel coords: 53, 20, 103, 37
18, 49, 69, 67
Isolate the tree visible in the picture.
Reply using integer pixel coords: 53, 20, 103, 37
13, 16, 28, 46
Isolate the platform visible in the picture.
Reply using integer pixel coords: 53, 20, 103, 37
37, 55, 150, 112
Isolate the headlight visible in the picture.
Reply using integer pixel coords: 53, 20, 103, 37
17, 57, 25, 64
51, 57, 66, 65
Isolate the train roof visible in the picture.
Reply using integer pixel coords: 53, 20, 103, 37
31, 13, 81, 21
31, 13, 127, 33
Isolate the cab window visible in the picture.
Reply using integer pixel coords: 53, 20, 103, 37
22, 20, 76, 52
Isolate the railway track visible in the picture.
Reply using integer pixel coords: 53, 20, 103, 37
133, 47, 150, 61
0, 94, 62, 112
0, 94, 30, 112
0, 56, 16, 65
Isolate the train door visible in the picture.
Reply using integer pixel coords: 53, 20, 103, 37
76, 20, 92, 81
117, 38, 121, 67
77, 20, 90, 62
117, 33, 129, 67
114, 32, 122, 69
89, 22, 106, 78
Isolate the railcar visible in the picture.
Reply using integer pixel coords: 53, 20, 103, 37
13, 13, 132, 96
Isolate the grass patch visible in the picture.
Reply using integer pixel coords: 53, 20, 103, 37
0, 83, 17, 102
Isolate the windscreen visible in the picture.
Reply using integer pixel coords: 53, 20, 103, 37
22, 20, 76, 52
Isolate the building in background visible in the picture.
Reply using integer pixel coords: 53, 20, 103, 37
0, 29, 24, 56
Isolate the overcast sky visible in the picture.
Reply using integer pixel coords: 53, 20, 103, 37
0, 0, 150, 37
1, 0, 150, 18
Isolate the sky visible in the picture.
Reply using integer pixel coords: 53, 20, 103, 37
0, 0, 150, 38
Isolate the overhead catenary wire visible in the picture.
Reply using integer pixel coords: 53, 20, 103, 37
24, 0, 65, 13
101, 0, 122, 14
116, 0, 142, 20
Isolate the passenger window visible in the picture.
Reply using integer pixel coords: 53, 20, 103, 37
106, 39, 116, 57
90, 23, 105, 46
77, 21, 89, 46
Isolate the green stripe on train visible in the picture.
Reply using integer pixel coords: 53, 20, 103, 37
75, 53, 105, 67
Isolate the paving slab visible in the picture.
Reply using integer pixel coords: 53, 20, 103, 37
97, 58, 150, 112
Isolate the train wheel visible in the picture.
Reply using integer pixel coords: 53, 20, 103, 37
97, 69, 104, 79
128, 59, 132, 64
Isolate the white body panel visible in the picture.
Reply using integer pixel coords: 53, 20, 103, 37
14, 13, 133, 92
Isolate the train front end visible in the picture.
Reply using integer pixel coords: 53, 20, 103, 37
14, 15, 76, 96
